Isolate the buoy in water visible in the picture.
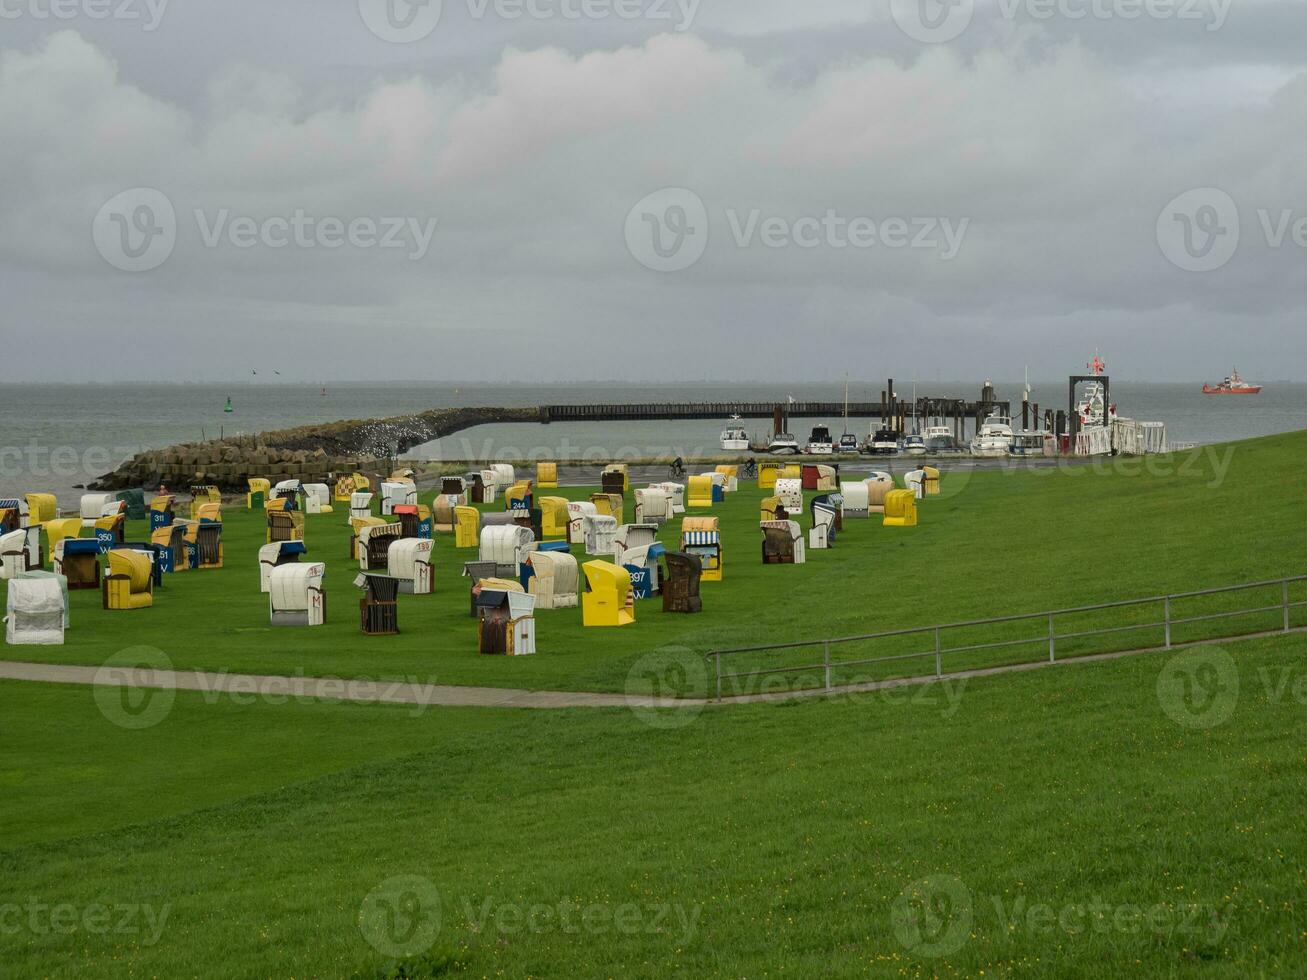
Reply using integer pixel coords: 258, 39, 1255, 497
224, 396, 233, 413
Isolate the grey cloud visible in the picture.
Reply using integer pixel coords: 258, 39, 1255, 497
1, 3, 1305, 382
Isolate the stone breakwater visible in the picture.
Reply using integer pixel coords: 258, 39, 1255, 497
90, 406, 543, 492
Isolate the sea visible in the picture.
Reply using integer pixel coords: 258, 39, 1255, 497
3, 381, 1303, 503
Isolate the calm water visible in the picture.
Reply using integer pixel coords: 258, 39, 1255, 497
2, 381, 1303, 502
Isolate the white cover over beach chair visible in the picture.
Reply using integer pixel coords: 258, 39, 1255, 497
904, 469, 927, 499
526, 551, 580, 609
489, 464, 515, 491
584, 514, 618, 556
655, 482, 686, 515
269, 562, 326, 626
614, 523, 659, 559
567, 501, 598, 544
349, 492, 374, 521
505, 591, 537, 655
380, 482, 417, 516
303, 483, 333, 514
79, 493, 118, 528
0, 528, 39, 579
388, 538, 434, 595
809, 504, 836, 550
5, 576, 66, 645
258, 541, 306, 592
634, 487, 672, 525
840, 482, 870, 517
479, 525, 536, 578
775, 478, 804, 513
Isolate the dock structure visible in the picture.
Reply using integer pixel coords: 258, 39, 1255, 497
542, 394, 1011, 445
540, 399, 1007, 425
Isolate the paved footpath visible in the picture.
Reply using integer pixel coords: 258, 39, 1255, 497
0, 639, 1219, 711
0, 660, 686, 709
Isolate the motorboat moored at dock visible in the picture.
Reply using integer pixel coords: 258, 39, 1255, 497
720, 417, 750, 451
806, 426, 834, 455
971, 411, 1014, 457
768, 432, 800, 455
867, 429, 900, 455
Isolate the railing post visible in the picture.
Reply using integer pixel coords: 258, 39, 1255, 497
934, 627, 943, 678
714, 654, 722, 703
1164, 596, 1172, 649
1283, 580, 1291, 633
823, 641, 832, 691
1048, 613, 1056, 663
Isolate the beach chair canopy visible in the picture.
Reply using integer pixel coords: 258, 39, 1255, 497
840, 482, 870, 514
479, 525, 535, 571
526, 550, 580, 609
116, 489, 147, 520
387, 538, 433, 582
80, 493, 117, 524
5, 577, 65, 645
775, 479, 803, 512
269, 562, 326, 626
104, 549, 153, 609
615, 523, 659, 554
538, 497, 572, 541
583, 514, 618, 556
581, 560, 634, 627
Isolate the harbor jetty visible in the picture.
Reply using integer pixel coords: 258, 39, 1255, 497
88, 377, 1167, 492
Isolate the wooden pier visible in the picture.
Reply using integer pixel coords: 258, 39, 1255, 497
541, 393, 1010, 442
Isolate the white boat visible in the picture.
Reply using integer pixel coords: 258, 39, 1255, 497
903, 382, 926, 456
1008, 431, 1046, 457
1078, 353, 1117, 428
923, 425, 957, 452
971, 411, 1014, 457
768, 432, 800, 455
720, 417, 750, 452
835, 379, 858, 454
870, 429, 900, 455
806, 425, 834, 455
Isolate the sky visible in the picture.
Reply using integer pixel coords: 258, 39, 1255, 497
1, 0, 1305, 383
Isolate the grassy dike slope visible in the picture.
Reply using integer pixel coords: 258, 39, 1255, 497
2, 430, 1301, 697
0, 630, 1304, 978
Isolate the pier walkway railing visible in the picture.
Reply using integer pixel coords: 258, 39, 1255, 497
705, 574, 1307, 701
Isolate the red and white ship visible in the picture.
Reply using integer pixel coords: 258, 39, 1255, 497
1202, 369, 1262, 395
1078, 354, 1117, 427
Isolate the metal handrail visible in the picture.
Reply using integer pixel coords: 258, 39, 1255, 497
706, 574, 1307, 701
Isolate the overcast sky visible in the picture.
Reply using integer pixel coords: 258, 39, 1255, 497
2, 0, 1305, 382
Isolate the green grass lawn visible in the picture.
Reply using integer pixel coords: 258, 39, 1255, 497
1, 631, 1303, 978
2, 433, 1300, 698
